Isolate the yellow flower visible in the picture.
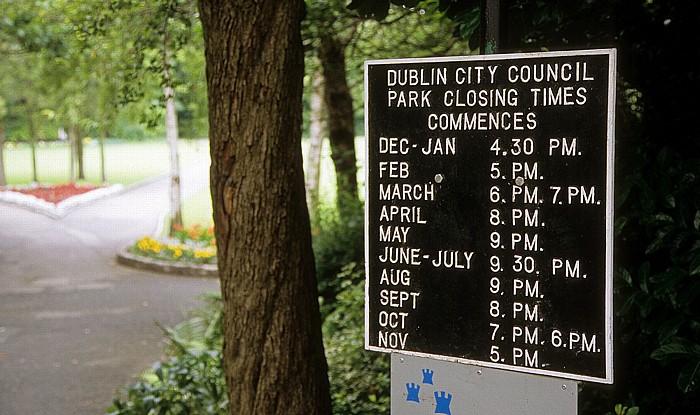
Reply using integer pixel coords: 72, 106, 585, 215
136, 236, 162, 253
194, 248, 216, 259
165, 244, 184, 259
133, 234, 216, 263
150, 241, 163, 253
137, 237, 151, 251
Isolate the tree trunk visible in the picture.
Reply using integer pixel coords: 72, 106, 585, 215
164, 85, 183, 233
26, 104, 38, 183
306, 70, 326, 218
68, 124, 86, 181
99, 129, 107, 184
69, 131, 75, 182
0, 99, 5, 186
72, 124, 85, 180
318, 33, 360, 217
198, 1, 332, 414
0, 123, 6, 187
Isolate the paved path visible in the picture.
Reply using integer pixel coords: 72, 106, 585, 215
0, 155, 220, 414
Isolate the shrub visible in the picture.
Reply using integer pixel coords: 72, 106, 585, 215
312, 202, 364, 317
107, 294, 227, 415
605, 404, 640, 415
323, 264, 390, 415
610, 147, 700, 412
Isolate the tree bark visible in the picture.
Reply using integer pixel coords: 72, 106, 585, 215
67, 124, 85, 181
318, 33, 360, 217
69, 128, 75, 182
306, 70, 326, 218
0, 122, 7, 187
26, 104, 38, 183
198, 1, 332, 414
72, 124, 85, 180
164, 85, 183, 233
99, 129, 107, 184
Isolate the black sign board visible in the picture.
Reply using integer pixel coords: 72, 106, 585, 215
365, 49, 615, 383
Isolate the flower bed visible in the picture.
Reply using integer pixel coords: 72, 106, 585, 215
1, 182, 101, 203
128, 224, 217, 265
0, 182, 124, 217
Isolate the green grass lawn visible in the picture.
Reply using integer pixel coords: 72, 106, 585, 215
3, 136, 366, 232
182, 188, 214, 228
301, 135, 366, 205
2, 138, 210, 186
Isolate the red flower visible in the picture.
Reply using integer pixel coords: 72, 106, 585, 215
6, 183, 101, 204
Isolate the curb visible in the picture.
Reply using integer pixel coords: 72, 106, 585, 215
0, 184, 125, 218
116, 250, 218, 278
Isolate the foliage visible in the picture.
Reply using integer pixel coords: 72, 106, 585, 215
109, 261, 393, 415
312, 201, 365, 317
605, 404, 640, 415
613, 147, 700, 411
347, 0, 422, 21
323, 264, 391, 415
107, 294, 227, 415
0, 0, 67, 55
129, 224, 217, 265
0, 0, 208, 144
83, 0, 198, 102
170, 223, 215, 245
309, 0, 471, 116
349, 0, 624, 51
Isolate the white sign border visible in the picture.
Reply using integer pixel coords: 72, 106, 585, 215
363, 48, 617, 384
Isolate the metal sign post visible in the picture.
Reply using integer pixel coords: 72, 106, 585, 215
480, 0, 502, 54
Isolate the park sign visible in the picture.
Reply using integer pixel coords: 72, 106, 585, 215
364, 49, 616, 384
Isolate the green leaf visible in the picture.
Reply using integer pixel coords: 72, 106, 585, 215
651, 342, 697, 361
694, 210, 700, 231
454, 6, 480, 39
657, 317, 685, 343
691, 254, 700, 275
614, 216, 629, 236
618, 291, 639, 316
155, 366, 164, 381
615, 182, 631, 209
663, 194, 676, 208
626, 407, 640, 415
616, 268, 633, 287
638, 262, 651, 293
645, 228, 671, 254
347, 0, 390, 20
653, 213, 674, 224
678, 358, 700, 392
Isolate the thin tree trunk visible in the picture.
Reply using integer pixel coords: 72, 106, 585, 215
199, 1, 332, 414
26, 104, 38, 183
68, 125, 78, 182
164, 85, 183, 233
0, 123, 6, 187
69, 134, 75, 182
99, 129, 107, 184
73, 124, 85, 180
306, 70, 326, 218
318, 33, 360, 217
